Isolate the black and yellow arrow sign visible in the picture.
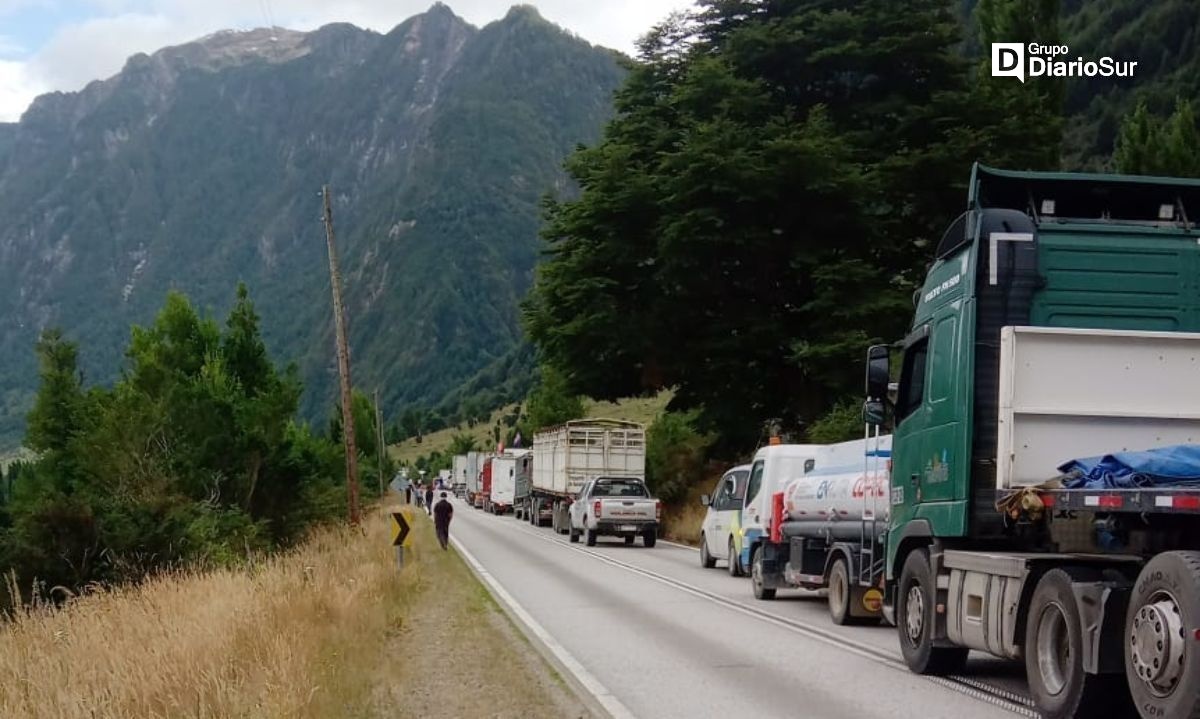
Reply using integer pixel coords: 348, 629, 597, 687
392, 510, 412, 547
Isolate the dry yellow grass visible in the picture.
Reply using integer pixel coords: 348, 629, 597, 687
0, 501, 588, 719
0, 507, 412, 719
661, 485, 709, 546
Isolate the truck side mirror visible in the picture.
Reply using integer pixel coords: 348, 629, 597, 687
700, 494, 711, 507
863, 399, 886, 427
866, 344, 890, 400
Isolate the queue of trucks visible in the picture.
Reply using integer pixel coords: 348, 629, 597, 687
448, 166, 1200, 718
452, 418, 660, 543
691, 164, 1200, 719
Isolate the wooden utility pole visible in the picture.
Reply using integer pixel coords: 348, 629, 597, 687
322, 185, 360, 525
374, 388, 386, 496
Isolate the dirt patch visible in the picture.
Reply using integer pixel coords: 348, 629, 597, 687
371, 510, 591, 719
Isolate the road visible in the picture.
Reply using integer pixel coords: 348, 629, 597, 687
448, 497, 1035, 719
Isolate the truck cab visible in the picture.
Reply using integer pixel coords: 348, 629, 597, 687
872, 164, 1200, 719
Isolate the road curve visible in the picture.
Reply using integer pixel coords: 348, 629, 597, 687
449, 497, 1030, 719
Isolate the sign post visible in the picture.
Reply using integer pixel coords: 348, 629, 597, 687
392, 509, 412, 570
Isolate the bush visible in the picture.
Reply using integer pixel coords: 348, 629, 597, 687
805, 400, 865, 444
646, 410, 714, 504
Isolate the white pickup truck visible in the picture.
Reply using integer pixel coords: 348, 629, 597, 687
568, 477, 660, 547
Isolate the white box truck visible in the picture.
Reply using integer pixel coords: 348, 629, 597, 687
487, 449, 531, 515
525, 419, 646, 533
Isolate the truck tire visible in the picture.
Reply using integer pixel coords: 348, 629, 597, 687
728, 538, 744, 577
700, 535, 716, 568
1026, 568, 1125, 719
898, 548, 967, 675
569, 524, 579, 543
643, 530, 656, 548
1126, 551, 1200, 719
586, 529, 598, 547
752, 546, 776, 600
829, 556, 856, 626
625, 535, 635, 546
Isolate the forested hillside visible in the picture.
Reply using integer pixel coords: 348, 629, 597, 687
0, 4, 623, 445
525, 0, 1200, 453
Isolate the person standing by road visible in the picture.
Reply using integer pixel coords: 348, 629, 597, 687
433, 491, 454, 550
425, 484, 435, 516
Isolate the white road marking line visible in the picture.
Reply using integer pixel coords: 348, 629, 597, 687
450, 535, 639, 719
496, 516, 1037, 717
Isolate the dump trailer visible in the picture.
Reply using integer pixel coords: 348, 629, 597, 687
527, 420, 646, 532
780, 164, 1200, 719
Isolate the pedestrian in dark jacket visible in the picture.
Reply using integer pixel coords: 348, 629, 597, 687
433, 491, 454, 550
425, 485, 435, 515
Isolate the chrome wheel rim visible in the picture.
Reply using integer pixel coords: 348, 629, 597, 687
1130, 590, 1186, 697
905, 585, 925, 646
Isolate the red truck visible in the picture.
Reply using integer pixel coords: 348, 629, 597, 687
476, 457, 493, 510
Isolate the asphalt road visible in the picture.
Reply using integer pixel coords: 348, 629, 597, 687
448, 497, 1035, 719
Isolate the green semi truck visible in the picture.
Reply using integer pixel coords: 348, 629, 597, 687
769, 163, 1200, 719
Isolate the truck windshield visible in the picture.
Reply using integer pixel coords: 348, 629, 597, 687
592, 480, 647, 497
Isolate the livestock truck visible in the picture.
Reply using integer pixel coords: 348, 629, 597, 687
525, 420, 646, 533
752, 164, 1200, 719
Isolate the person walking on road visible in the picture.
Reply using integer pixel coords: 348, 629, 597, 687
425, 484, 435, 516
433, 491, 454, 550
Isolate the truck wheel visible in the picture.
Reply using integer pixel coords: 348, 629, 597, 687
1126, 551, 1200, 719
752, 547, 775, 600
700, 535, 716, 568
586, 529, 597, 547
829, 556, 856, 626
1025, 568, 1125, 719
898, 548, 967, 675
624, 536, 635, 546
728, 538, 744, 577
643, 531, 656, 548
568, 525, 579, 543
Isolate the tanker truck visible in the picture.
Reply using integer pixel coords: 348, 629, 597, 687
756, 164, 1200, 719
744, 435, 890, 626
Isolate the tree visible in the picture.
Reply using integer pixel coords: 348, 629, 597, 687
526, 0, 1034, 448
449, 433, 479, 455
1115, 99, 1200, 177
26, 329, 91, 490
524, 367, 584, 432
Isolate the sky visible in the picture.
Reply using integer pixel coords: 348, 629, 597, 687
0, 0, 693, 122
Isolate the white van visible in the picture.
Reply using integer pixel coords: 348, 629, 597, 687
699, 464, 751, 573
733, 443, 819, 576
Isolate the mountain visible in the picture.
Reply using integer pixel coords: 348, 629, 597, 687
0, 3, 624, 443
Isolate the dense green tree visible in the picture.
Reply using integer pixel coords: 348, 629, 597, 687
1115, 99, 1200, 176
524, 367, 585, 432
526, 0, 1051, 448
449, 433, 479, 455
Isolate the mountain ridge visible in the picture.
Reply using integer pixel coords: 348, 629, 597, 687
0, 4, 625, 444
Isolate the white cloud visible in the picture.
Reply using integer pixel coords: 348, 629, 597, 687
0, 59, 43, 122
0, 0, 694, 122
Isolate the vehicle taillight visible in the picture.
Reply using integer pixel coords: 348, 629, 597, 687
593, 500, 601, 517
656, 500, 662, 520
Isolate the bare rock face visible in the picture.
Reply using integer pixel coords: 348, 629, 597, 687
0, 4, 625, 442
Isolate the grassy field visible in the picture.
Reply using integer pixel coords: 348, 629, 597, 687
0, 500, 586, 718
389, 391, 673, 465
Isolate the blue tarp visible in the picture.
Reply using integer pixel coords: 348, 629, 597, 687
1059, 444, 1200, 489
